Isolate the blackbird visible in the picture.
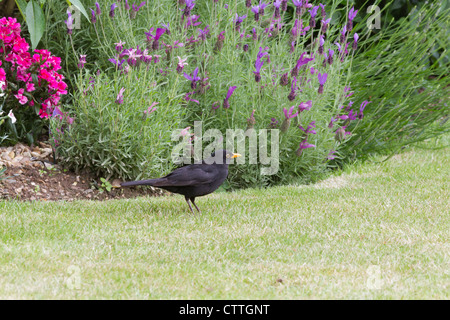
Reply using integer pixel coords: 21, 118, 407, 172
121, 150, 241, 213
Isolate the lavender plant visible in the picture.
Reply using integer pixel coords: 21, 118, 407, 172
44, 0, 448, 188
44, 0, 370, 186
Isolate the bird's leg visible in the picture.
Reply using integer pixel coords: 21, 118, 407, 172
185, 196, 194, 214
190, 197, 201, 214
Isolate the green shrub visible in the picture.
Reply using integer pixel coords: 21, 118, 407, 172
51, 66, 185, 180
46, 0, 373, 187
337, 1, 450, 163
43, 0, 448, 188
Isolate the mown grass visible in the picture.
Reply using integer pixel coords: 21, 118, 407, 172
0, 135, 448, 299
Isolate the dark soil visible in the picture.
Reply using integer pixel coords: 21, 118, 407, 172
0, 163, 165, 202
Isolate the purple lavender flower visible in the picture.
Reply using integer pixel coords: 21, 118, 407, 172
273, 0, 282, 19
358, 100, 371, 119
268, 117, 278, 129
115, 40, 125, 52
283, 105, 299, 119
308, 6, 319, 28
288, 76, 298, 101
184, 0, 196, 18
245, 0, 252, 8
150, 28, 166, 50
252, 28, 258, 41
223, 86, 237, 109
115, 87, 125, 104
161, 22, 171, 35
280, 105, 298, 132
257, 46, 270, 64
292, 0, 303, 17
243, 44, 249, 52
340, 25, 347, 43
298, 52, 314, 67
109, 57, 126, 69
185, 15, 202, 29
335, 126, 351, 141
198, 25, 210, 41
292, 52, 314, 76
125, 0, 130, 10
327, 49, 334, 65
90, 8, 97, 24
125, 48, 143, 67
65, 11, 74, 35
319, 3, 326, 18
335, 42, 343, 55
328, 116, 337, 128
247, 109, 256, 129
176, 56, 188, 73
184, 67, 201, 89
347, 109, 358, 121
281, 0, 288, 11
214, 31, 226, 53
327, 150, 336, 160
290, 41, 297, 54
184, 91, 199, 104
298, 100, 312, 112
352, 33, 359, 51
321, 18, 331, 33
291, 19, 310, 38
317, 72, 327, 94
299, 120, 317, 134
347, 6, 358, 30
131, 1, 146, 19
251, 5, 260, 21
296, 139, 316, 156
280, 73, 289, 86
78, 54, 87, 69
144, 102, 158, 115
109, 3, 118, 18
253, 57, 264, 82
211, 101, 220, 111
234, 14, 247, 31
95, 2, 101, 15
258, 1, 268, 15
318, 35, 325, 54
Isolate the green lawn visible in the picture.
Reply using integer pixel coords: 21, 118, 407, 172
0, 136, 449, 299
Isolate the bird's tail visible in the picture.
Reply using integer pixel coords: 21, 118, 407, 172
121, 179, 158, 187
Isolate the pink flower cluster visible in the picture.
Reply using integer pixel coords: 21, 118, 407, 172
0, 17, 67, 118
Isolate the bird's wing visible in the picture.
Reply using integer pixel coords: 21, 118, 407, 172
152, 165, 221, 187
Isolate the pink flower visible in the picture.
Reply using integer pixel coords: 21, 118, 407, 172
0, 67, 5, 82
180, 126, 191, 137
26, 82, 35, 92
14, 88, 28, 105
1, 18, 67, 118
115, 87, 125, 104
144, 102, 158, 114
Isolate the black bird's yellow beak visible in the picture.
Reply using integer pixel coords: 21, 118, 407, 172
232, 153, 241, 158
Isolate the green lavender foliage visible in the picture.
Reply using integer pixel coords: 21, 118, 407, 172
336, 1, 450, 164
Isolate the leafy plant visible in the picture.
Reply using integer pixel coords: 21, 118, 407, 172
0, 17, 68, 145
13, 0, 89, 49
99, 177, 112, 193
46, 0, 373, 187
336, 1, 450, 163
